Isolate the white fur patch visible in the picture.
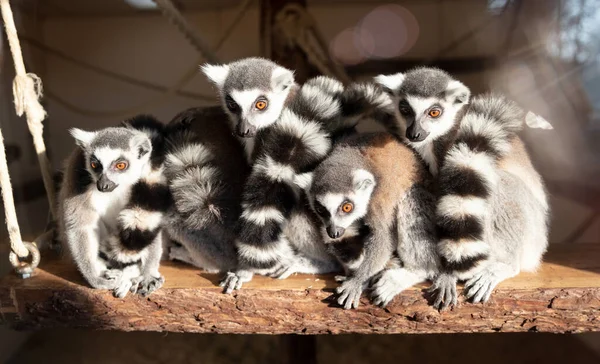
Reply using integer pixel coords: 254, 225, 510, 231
411, 141, 438, 175
437, 195, 487, 219
255, 156, 296, 182
406, 96, 456, 140
278, 109, 331, 157
201, 63, 230, 87
118, 208, 163, 231
241, 206, 285, 226
438, 239, 489, 262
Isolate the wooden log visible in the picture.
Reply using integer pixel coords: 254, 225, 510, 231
1, 244, 599, 334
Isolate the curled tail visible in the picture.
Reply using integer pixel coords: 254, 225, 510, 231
164, 130, 225, 228
339, 82, 401, 138
436, 94, 526, 272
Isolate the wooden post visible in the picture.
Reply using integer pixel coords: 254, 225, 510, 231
259, 0, 316, 83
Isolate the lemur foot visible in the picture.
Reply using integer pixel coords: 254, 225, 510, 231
370, 270, 401, 307
220, 271, 253, 294
113, 279, 133, 298
135, 275, 165, 297
427, 274, 458, 311
90, 269, 123, 290
464, 270, 501, 303
335, 277, 367, 310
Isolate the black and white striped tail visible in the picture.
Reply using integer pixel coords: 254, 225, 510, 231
436, 94, 526, 272
164, 129, 225, 229
118, 114, 171, 252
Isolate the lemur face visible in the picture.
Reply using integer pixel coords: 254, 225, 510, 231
374, 67, 471, 144
70, 128, 152, 192
311, 169, 375, 240
202, 58, 295, 138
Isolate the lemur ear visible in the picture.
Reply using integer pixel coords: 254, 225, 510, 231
131, 133, 152, 159
445, 80, 470, 104
373, 73, 405, 95
271, 66, 294, 92
352, 169, 375, 192
201, 63, 230, 88
69, 128, 96, 149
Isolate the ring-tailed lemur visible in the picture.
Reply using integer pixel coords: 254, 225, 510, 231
370, 67, 550, 308
161, 106, 250, 273
202, 57, 353, 291
58, 121, 167, 298
309, 132, 440, 309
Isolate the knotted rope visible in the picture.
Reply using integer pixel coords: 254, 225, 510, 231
1, 0, 47, 276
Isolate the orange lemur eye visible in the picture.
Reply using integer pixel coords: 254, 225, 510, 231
90, 162, 98, 169
428, 108, 442, 118
341, 202, 354, 213
115, 162, 128, 170
255, 99, 268, 110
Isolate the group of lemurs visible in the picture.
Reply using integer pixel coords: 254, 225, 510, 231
57, 57, 551, 310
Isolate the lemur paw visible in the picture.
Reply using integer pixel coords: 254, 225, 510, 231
465, 271, 500, 303
370, 271, 400, 307
136, 275, 165, 297
427, 274, 458, 311
113, 279, 133, 299
220, 271, 253, 294
335, 278, 366, 310
102, 269, 123, 282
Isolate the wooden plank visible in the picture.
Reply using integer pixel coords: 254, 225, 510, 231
1, 244, 599, 334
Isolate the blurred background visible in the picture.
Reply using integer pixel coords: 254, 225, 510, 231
0, 0, 599, 362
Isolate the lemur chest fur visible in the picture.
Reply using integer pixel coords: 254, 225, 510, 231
89, 186, 131, 232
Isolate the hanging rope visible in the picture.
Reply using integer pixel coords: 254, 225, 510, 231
15, 0, 253, 119
0, 0, 43, 276
275, 4, 351, 84
153, 0, 220, 64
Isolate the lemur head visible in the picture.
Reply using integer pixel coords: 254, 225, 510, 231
309, 148, 376, 240
70, 127, 152, 193
201, 57, 295, 138
374, 67, 470, 144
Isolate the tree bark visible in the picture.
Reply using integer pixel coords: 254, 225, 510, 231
1, 244, 599, 334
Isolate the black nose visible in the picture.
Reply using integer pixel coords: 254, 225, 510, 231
406, 127, 428, 142
326, 226, 345, 239
236, 123, 256, 138
97, 179, 117, 192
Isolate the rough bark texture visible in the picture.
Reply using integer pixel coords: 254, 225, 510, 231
1, 244, 599, 334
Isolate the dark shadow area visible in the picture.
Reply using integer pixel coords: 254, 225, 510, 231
5, 329, 600, 364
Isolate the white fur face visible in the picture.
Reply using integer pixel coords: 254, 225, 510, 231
70, 128, 152, 193
311, 169, 375, 240
202, 62, 294, 138
374, 74, 470, 145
